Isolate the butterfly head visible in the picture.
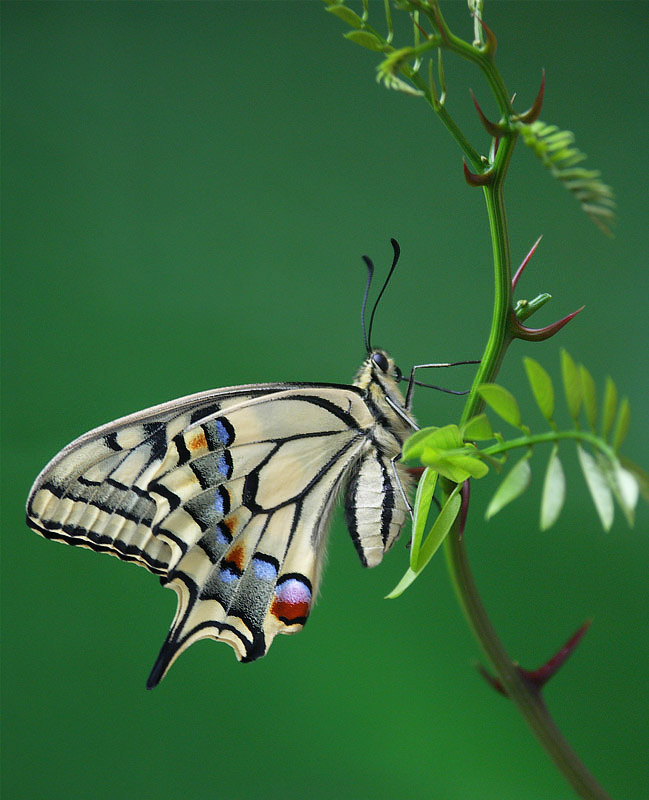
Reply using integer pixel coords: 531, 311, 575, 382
370, 349, 401, 382
354, 348, 405, 403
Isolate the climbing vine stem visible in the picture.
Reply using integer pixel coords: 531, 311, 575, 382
326, 1, 616, 795
441, 51, 612, 800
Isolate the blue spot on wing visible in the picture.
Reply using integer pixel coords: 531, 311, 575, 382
215, 526, 231, 546
219, 567, 239, 584
217, 454, 231, 478
214, 493, 224, 515
253, 556, 279, 582
215, 420, 233, 445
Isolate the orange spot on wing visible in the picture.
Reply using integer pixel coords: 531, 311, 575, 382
188, 432, 207, 451
226, 544, 245, 571
223, 515, 237, 534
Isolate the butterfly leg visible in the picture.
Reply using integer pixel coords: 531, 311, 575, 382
404, 360, 481, 408
390, 454, 413, 521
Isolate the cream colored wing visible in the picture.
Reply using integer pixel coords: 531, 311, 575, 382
26, 383, 377, 686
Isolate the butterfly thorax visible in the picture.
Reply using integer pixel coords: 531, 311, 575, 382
353, 349, 415, 452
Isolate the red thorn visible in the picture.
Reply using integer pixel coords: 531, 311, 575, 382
412, 18, 431, 41
470, 90, 506, 137
478, 620, 592, 698
476, 663, 508, 697
463, 160, 495, 187
478, 18, 497, 56
431, 4, 450, 44
510, 306, 584, 342
516, 70, 545, 123
512, 236, 543, 290
458, 480, 470, 540
519, 620, 592, 691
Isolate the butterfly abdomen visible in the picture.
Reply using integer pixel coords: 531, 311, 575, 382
344, 449, 411, 568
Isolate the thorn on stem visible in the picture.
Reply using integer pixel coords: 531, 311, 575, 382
510, 306, 584, 342
431, 4, 450, 45
470, 90, 506, 137
516, 70, 546, 124
512, 235, 543, 290
412, 17, 431, 41
478, 620, 592, 698
478, 18, 497, 56
463, 160, 495, 187
477, 662, 508, 697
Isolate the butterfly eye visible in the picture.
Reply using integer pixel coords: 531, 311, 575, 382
372, 351, 389, 373
394, 365, 402, 382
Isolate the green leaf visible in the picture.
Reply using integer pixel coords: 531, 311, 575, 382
386, 485, 461, 599
477, 384, 523, 429
404, 425, 488, 482
523, 357, 554, 423
579, 364, 598, 430
461, 413, 494, 441
385, 567, 419, 600
560, 349, 582, 421
513, 120, 616, 235
577, 446, 614, 531
612, 462, 639, 526
415, 486, 462, 571
402, 426, 440, 461
423, 424, 464, 450
601, 376, 618, 440
409, 468, 438, 568
540, 445, 565, 530
619, 456, 649, 505
596, 454, 639, 527
485, 455, 532, 520
420, 447, 488, 482
325, 4, 364, 28
344, 30, 385, 51
612, 396, 630, 451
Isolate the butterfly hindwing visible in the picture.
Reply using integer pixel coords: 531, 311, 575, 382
147, 387, 378, 684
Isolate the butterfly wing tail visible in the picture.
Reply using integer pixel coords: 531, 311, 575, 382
145, 477, 346, 687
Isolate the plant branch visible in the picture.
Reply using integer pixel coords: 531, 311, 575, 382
482, 429, 618, 462
428, 12, 611, 797
444, 539, 612, 800
326, 2, 613, 795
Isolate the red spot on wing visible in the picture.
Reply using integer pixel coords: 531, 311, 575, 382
271, 598, 310, 625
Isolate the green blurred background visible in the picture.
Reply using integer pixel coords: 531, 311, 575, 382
3, 3, 648, 798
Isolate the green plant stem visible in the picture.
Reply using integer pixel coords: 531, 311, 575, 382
443, 537, 612, 800
438, 68, 611, 800
328, 2, 612, 794
483, 429, 618, 462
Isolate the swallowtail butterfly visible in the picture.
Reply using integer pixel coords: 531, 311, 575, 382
26, 241, 466, 688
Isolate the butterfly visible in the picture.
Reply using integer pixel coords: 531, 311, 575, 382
26, 241, 471, 688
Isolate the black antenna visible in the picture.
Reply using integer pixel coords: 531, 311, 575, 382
361, 238, 401, 352
360, 254, 375, 353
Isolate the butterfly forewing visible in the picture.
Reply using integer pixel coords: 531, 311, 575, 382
26, 352, 415, 687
